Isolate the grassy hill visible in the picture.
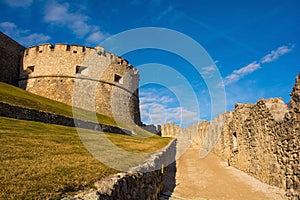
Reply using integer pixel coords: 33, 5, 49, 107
0, 82, 156, 137
0, 82, 116, 126
0, 83, 172, 199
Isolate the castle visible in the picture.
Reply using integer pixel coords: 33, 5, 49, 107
0, 32, 141, 125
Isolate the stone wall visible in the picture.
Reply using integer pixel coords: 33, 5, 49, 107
0, 102, 130, 134
19, 44, 141, 125
64, 139, 177, 200
161, 73, 300, 199
0, 32, 25, 86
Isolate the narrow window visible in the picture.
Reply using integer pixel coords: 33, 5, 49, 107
82, 46, 86, 53
73, 50, 77, 53
76, 66, 87, 75
114, 74, 123, 84
232, 132, 238, 153
66, 45, 71, 51
27, 66, 35, 74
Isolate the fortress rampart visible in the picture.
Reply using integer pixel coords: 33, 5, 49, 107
162, 73, 300, 199
18, 43, 141, 125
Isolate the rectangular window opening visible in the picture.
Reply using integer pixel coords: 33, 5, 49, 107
73, 50, 77, 53
114, 74, 123, 84
76, 66, 88, 75
66, 45, 71, 51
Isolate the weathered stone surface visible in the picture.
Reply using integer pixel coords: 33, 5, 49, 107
18, 43, 141, 125
162, 72, 300, 199
64, 139, 177, 200
0, 32, 25, 86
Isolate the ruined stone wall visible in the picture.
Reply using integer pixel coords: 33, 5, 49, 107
18, 44, 141, 125
161, 73, 300, 199
0, 32, 25, 86
64, 139, 177, 200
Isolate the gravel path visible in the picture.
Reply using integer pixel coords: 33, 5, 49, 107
161, 145, 286, 200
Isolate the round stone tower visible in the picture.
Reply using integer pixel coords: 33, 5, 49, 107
19, 44, 141, 125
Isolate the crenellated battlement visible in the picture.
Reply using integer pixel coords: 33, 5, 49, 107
20, 43, 134, 79
24, 44, 129, 65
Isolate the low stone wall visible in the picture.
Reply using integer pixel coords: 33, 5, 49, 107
64, 139, 177, 200
0, 102, 130, 134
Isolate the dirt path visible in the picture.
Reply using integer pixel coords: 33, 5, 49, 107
161, 145, 286, 200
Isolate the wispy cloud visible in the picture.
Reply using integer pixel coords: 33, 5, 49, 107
201, 65, 217, 78
224, 44, 294, 85
152, 5, 174, 23
140, 88, 198, 126
0, 22, 50, 46
3, 0, 32, 8
224, 62, 261, 85
261, 44, 295, 63
44, 1, 109, 44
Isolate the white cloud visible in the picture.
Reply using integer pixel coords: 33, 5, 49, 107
44, 1, 108, 44
166, 107, 198, 123
3, 0, 32, 8
87, 31, 109, 44
202, 65, 216, 72
0, 22, 50, 46
223, 44, 294, 85
224, 62, 260, 85
0, 22, 19, 34
19, 33, 51, 46
140, 88, 198, 126
261, 45, 294, 63
201, 65, 217, 77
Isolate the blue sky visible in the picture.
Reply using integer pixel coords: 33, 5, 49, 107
1, 0, 299, 127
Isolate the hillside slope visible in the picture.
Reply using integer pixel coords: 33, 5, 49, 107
0, 82, 156, 137
0, 82, 172, 199
0, 82, 115, 126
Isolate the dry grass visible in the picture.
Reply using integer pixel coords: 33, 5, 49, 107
0, 82, 116, 126
0, 117, 171, 199
0, 81, 172, 199
106, 133, 171, 153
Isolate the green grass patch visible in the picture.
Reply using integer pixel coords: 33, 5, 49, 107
0, 82, 116, 126
0, 117, 171, 199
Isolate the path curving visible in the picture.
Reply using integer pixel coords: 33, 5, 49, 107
161, 145, 286, 200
